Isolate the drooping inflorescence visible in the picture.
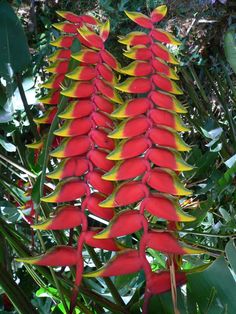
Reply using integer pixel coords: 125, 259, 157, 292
17, 6, 203, 313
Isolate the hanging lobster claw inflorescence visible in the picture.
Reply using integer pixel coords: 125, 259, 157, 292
16, 6, 204, 314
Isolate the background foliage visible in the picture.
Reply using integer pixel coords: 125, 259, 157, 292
0, 0, 235, 313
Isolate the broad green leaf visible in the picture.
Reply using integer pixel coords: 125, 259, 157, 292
148, 288, 187, 314
225, 239, 236, 275
0, 136, 16, 152
224, 26, 236, 74
188, 257, 236, 314
0, 0, 31, 78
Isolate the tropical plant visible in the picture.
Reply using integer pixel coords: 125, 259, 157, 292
0, 1, 236, 314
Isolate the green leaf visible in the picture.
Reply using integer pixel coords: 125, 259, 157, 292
225, 239, 236, 275
0, 136, 16, 152
0, 0, 31, 78
224, 26, 236, 74
187, 257, 236, 314
148, 288, 187, 314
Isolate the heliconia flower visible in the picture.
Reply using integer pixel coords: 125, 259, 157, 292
148, 108, 189, 132
26, 138, 43, 150
72, 48, 100, 64
95, 79, 123, 104
140, 193, 195, 222
66, 66, 97, 81
46, 157, 90, 179
100, 50, 121, 71
102, 157, 149, 181
50, 36, 75, 48
124, 11, 153, 29
99, 182, 149, 208
149, 90, 187, 113
52, 21, 78, 33
150, 5, 167, 23
109, 115, 150, 139
144, 168, 192, 196
83, 193, 115, 220
50, 136, 91, 158
120, 61, 153, 76
84, 229, 125, 251
58, 99, 94, 119
152, 74, 183, 94
38, 90, 61, 105
151, 42, 179, 64
148, 126, 191, 151
83, 249, 143, 277
107, 136, 150, 160
41, 177, 88, 203
41, 74, 65, 89
16, 246, 77, 266
54, 117, 92, 137
115, 77, 152, 94
46, 60, 70, 74
123, 45, 153, 61
94, 210, 148, 239
100, 20, 110, 42
97, 63, 117, 84
146, 147, 193, 171
111, 98, 151, 118
22, 7, 201, 313
89, 129, 115, 150
61, 81, 94, 98
48, 49, 71, 62
91, 111, 114, 129
118, 32, 151, 46
32, 205, 85, 230
146, 271, 186, 295
87, 149, 115, 171
78, 25, 104, 50
93, 95, 115, 114
150, 28, 181, 46
140, 231, 204, 255
152, 58, 179, 80
86, 170, 114, 195
56, 11, 99, 25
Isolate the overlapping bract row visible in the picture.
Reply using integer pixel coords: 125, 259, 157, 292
19, 10, 125, 309
17, 6, 202, 313
27, 11, 99, 152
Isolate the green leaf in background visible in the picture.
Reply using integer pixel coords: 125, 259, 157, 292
224, 26, 236, 74
188, 257, 236, 314
0, 136, 16, 152
225, 239, 236, 275
0, 0, 31, 78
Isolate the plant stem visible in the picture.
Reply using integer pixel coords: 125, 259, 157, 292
15, 73, 39, 140
85, 246, 127, 310
36, 230, 70, 313
0, 264, 38, 314
0, 152, 37, 178
39, 95, 68, 200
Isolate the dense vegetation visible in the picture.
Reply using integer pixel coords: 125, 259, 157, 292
0, 1, 235, 313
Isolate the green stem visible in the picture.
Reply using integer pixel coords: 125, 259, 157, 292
36, 230, 70, 313
205, 69, 236, 149
39, 95, 68, 200
0, 153, 37, 178
0, 264, 38, 314
85, 246, 127, 310
0, 220, 124, 313
15, 73, 39, 140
